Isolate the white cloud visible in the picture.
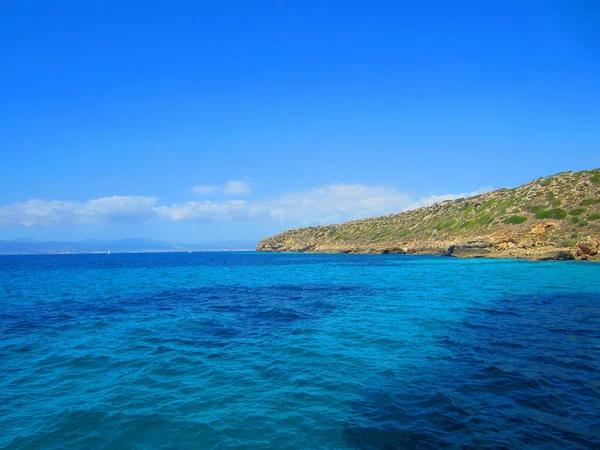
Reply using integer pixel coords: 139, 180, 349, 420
0, 196, 159, 227
0, 185, 491, 228
223, 180, 251, 195
266, 184, 415, 225
192, 185, 220, 195
162, 184, 492, 226
192, 180, 251, 196
157, 200, 267, 222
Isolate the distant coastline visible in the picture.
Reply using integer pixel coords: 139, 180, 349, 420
0, 238, 257, 256
0, 249, 256, 256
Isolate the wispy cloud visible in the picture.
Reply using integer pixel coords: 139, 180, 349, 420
157, 200, 267, 222
192, 180, 251, 196
0, 196, 159, 227
266, 184, 415, 225
191, 185, 220, 195
0, 185, 491, 227
222, 180, 251, 195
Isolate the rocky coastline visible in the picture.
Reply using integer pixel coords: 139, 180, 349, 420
257, 169, 600, 262
257, 233, 599, 261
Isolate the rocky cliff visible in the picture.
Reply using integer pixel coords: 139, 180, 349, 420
257, 169, 600, 261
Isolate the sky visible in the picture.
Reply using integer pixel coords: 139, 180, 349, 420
1, 0, 599, 243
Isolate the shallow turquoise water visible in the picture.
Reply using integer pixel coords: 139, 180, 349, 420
1, 253, 599, 449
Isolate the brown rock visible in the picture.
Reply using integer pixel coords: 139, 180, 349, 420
577, 237, 599, 256
537, 251, 575, 261
496, 239, 517, 250
530, 223, 553, 235
519, 239, 535, 249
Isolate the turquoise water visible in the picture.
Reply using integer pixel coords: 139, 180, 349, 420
1, 253, 599, 449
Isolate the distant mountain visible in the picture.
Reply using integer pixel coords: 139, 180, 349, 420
0, 238, 257, 254
13, 236, 37, 242
257, 168, 600, 261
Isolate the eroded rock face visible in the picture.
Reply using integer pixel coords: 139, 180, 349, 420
440, 245, 455, 257
380, 247, 407, 254
447, 240, 493, 258
459, 240, 492, 249
530, 223, 553, 235
537, 251, 575, 261
519, 239, 535, 249
495, 238, 517, 250
577, 237, 599, 256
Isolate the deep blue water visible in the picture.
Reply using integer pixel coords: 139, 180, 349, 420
1, 252, 599, 449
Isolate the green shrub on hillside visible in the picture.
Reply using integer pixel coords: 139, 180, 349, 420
589, 213, 600, 221
581, 198, 600, 206
461, 214, 494, 229
558, 239, 578, 247
528, 205, 545, 214
504, 215, 527, 225
569, 208, 586, 216
535, 208, 567, 220
482, 199, 495, 209
434, 220, 456, 231
546, 191, 560, 206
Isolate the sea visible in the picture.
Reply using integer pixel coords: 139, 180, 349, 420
1, 252, 599, 449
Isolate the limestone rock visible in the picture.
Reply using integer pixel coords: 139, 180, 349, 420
536, 251, 575, 261
458, 240, 492, 249
577, 237, 599, 256
530, 223, 553, 235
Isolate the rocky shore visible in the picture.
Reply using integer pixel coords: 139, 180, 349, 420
257, 232, 599, 261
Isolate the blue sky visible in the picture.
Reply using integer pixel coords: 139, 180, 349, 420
1, 0, 598, 243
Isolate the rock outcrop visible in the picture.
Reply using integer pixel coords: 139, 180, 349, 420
257, 169, 600, 261
577, 237, 599, 257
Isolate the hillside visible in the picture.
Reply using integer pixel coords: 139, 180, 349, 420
257, 169, 600, 260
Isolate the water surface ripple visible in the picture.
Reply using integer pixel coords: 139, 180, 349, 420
1, 253, 599, 449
